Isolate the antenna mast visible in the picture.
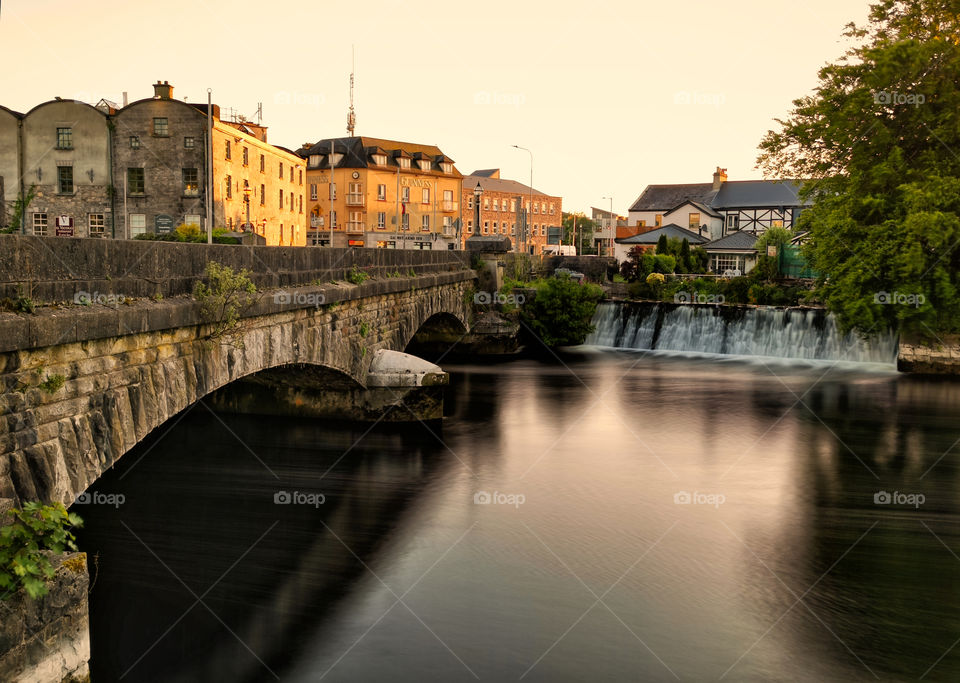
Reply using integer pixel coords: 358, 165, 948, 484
347, 46, 356, 136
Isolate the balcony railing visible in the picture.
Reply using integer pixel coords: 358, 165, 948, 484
441, 200, 458, 212
345, 193, 365, 207
345, 221, 365, 234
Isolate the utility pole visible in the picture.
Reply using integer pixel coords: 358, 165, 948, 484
206, 88, 213, 244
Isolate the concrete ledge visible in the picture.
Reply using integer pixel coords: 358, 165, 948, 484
366, 349, 449, 387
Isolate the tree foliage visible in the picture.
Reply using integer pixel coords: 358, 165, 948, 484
193, 262, 258, 347
0, 502, 82, 600
757, 0, 960, 336
561, 212, 597, 255
521, 274, 604, 347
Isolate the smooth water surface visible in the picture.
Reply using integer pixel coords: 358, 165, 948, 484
77, 352, 960, 682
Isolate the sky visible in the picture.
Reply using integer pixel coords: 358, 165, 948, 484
1, 0, 871, 215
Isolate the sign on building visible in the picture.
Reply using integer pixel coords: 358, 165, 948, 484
155, 214, 175, 234
55, 215, 74, 237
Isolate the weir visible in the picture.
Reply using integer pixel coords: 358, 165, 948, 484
585, 301, 899, 365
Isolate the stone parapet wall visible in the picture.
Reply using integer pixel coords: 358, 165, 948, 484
898, 335, 960, 375
0, 235, 471, 302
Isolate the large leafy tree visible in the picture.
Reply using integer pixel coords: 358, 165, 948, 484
758, 0, 960, 337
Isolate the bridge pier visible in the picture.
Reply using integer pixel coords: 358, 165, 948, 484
207, 350, 449, 423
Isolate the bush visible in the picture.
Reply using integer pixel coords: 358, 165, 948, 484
521, 274, 604, 347
193, 262, 258, 346
0, 503, 82, 600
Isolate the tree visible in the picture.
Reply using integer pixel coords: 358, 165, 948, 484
757, 1, 960, 337
193, 262, 258, 347
561, 212, 597, 254
656, 234, 669, 254
521, 274, 604, 347
679, 239, 691, 273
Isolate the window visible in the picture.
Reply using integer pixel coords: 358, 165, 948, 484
712, 254, 744, 275
225, 174, 232, 199
32, 212, 48, 236
418, 159, 432, 171
260, 184, 265, 206
56, 127, 72, 149
401, 214, 409, 230
549, 203, 555, 215
373, 154, 387, 166
532, 203, 539, 214
401, 187, 410, 203
279, 188, 284, 208
330, 182, 337, 200
129, 213, 146, 236
184, 137, 195, 148
483, 198, 489, 210
441, 162, 453, 174
726, 214, 739, 231
242, 147, 249, 166
483, 221, 489, 234
153, 118, 168, 136
467, 220, 473, 233
377, 212, 386, 229
290, 167, 294, 182
771, 219, 784, 228
422, 188, 430, 204
127, 168, 145, 195
130, 136, 140, 149
299, 170, 303, 185
492, 199, 499, 212
442, 216, 453, 233
225, 140, 231, 159
511, 223, 516, 235
279, 162, 283, 179
378, 184, 387, 201
57, 166, 74, 194
467, 196, 473, 210
310, 184, 318, 201
493, 221, 498, 231
182, 168, 199, 196
422, 215, 430, 231
655, 214, 663, 227
299, 195, 303, 213
689, 212, 700, 230
260, 154, 265, 172
397, 157, 411, 169
331, 210, 338, 228
510, 199, 516, 212
541, 202, 546, 214
637, 220, 646, 227
184, 214, 201, 227
88, 213, 105, 237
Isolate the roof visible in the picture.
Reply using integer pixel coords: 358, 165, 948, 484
615, 224, 708, 245
298, 136, 461, 176
703, 231, 759, 251
471, 169, 500, 178
664, 199, 722, 219
629, 183, 716, 212
710, 180, 811, 208
463, 173, 551, 197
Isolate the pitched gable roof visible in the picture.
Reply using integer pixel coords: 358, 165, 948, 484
664, 199, 722, 219
463, 174, 550, 197
629, 183, 716, 212
703, 230, 759, 251
615, 223, 708, 244
710, 180, 811, 208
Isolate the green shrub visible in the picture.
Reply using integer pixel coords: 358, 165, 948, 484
0, 503, 83, 600
521, 274, 604, 347
347, 265, 370, 285
193, 262, 258, 347
39, 374, 65, 394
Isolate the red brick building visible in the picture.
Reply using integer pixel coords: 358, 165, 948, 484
460, 169, 562, 254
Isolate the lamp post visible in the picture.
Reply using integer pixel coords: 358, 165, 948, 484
243, 184, 251, 234
473, 182, 483, 240
512, 144, 532, 254
602, 196, 614, 257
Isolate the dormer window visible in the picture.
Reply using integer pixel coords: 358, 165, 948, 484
440, 162, 453, 174
329, 153, 344, 166
397, 157, 411, 169
372, 154, 387, 166
308, 154, 322, 168
417, 159, 432, 171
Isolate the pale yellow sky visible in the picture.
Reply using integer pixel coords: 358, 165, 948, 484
1, 0, 870, 213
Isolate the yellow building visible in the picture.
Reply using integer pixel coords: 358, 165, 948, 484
213, 119, 306, 246
298, 136, 462, 249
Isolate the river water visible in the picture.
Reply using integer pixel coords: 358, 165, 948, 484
76, 350, 960, 682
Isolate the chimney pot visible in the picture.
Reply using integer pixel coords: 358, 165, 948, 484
712, 166, 728, 191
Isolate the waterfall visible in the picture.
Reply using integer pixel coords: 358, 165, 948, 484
584, 302, 899, 365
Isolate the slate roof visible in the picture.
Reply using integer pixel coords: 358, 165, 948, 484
664, 199, 723, 219
614, 224, 708, 245
710, 180, 810, 208
298, 136, 461, 176
628, 183, 716, 212
471, 169, 500, 178
463, 174, 551, 197
703, 231, 759, 251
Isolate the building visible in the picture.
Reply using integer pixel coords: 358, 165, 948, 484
1, 82, 306, 246
0, 99, 112, 237
626, 167, 811, 242
298, 136, 462, 249
461, 169, 561, 254
613, 224, 708, 263
702, 230, 760, 275
591, 207, 624, 257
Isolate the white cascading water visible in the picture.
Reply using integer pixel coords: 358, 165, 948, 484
585, 302, 899, 365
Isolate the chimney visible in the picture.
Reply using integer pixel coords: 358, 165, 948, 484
153, 80, 173, 100
712, 166, 727, 191
122, 91, 128, 107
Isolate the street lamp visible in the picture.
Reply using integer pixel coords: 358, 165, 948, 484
602, 196, 614, 257
512, 144, 532, 254
473, 182, 483, 238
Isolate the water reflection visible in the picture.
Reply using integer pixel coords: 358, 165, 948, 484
76, 353, 960, 682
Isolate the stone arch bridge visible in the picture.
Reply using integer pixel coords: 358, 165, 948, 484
0, 236, 476, 509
